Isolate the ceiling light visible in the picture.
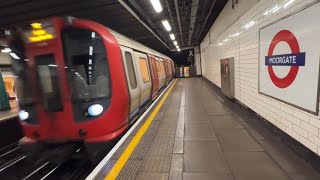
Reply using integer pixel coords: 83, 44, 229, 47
177, 49, 181, 52
176, 45, 179, 49
1, 48, 11, 53
9, 53, 20, 59
170, 33, 175, 40
150, 0, 163, 13
161, 19, 171, 31
173, 41, 177, 45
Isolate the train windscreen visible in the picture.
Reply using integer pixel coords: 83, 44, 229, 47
62, 27, 111, 102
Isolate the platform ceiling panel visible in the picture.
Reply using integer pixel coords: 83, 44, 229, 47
0, 0, 227, 61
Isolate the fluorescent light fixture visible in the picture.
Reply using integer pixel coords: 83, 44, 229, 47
9, 53, 20, 59
264, 10, 269, 16
89, 46, 93, 55
177, 49, 180, 52
173, 41, 177, 45
150, 0, 163, 13
1, 48, 11, 53
161, 19, 172, 31
284, 0, 295, 8
218, 43, 223, 46
170, 33, 175, 40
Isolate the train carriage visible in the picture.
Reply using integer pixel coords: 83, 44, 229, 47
8, 16, 174, 160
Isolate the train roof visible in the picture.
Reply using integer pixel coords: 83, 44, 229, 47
109, 29, 172, 61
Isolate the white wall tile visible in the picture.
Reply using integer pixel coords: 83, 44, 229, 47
200, 0, 320, 154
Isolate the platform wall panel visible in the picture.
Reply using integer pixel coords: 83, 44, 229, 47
200, 0, 320, 156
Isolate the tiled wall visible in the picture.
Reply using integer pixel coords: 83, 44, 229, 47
200, 0, 320, 155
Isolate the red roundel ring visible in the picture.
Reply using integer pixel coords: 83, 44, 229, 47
267, 30, 300, 88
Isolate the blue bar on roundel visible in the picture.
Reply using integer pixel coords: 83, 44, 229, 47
265, 52, 305, 66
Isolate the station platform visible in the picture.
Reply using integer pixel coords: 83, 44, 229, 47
88, 78, 320, 180
0, 100, 18, 122
0, 100, 21, 149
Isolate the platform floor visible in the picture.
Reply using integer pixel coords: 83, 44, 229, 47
91, 78, 320, 180
0, 100, 18, 121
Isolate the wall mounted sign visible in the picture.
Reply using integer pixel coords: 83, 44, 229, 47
259, 3, 320, 114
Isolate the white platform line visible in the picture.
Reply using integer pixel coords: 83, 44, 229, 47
173, 88, 185, 154
86, 80, 175, 180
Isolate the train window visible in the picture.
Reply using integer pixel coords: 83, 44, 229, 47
35, 54, 63, 111
62, 28, 111, 102
125, 52, 137, 89
139, 57, 150, 83
8, 31, 33, 106
155, 60, 161, 77
167, 62, 172, 75
160, 61, 165, 76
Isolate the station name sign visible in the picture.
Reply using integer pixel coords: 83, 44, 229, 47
265, 52, 305, 66
259, 3, 320, 114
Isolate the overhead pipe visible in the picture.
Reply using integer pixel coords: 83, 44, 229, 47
174, 0, 184, 46
195, 0, 217, 44
164, 0, 178, 37
117, 0, 172, 51
188, 0, 199, 46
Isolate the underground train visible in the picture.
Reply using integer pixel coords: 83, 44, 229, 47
8, 17, 175, 160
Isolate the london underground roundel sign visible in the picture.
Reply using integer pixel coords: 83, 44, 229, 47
259, 3, 320, 114
265, 30, 305, 88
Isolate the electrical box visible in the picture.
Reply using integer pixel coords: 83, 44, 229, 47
220, 57, 235, 99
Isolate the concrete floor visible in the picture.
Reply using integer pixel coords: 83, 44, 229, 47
93, 78, 320, 180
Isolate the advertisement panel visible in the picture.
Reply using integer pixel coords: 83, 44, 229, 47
259, 3, 320, 114
184, 67, 189, 77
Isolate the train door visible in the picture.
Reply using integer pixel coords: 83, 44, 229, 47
133, 52, 152, 107
156, 58, 165, 89
164, 60, 168, 84
160, 58, 167, 85
171, 61, 175, 79
148, 55, 159, 100
167, 60, 172, 80
121, 47, 141, 122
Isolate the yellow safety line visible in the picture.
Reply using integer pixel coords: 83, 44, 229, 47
105, 79, 177, 180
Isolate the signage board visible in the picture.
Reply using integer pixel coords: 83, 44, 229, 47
259, 3, 320, 114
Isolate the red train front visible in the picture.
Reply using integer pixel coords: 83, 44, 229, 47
9, 17, 131, 158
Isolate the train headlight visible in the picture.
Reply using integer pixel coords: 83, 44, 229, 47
19, 110, 29, 120
88, 104, 103, 116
